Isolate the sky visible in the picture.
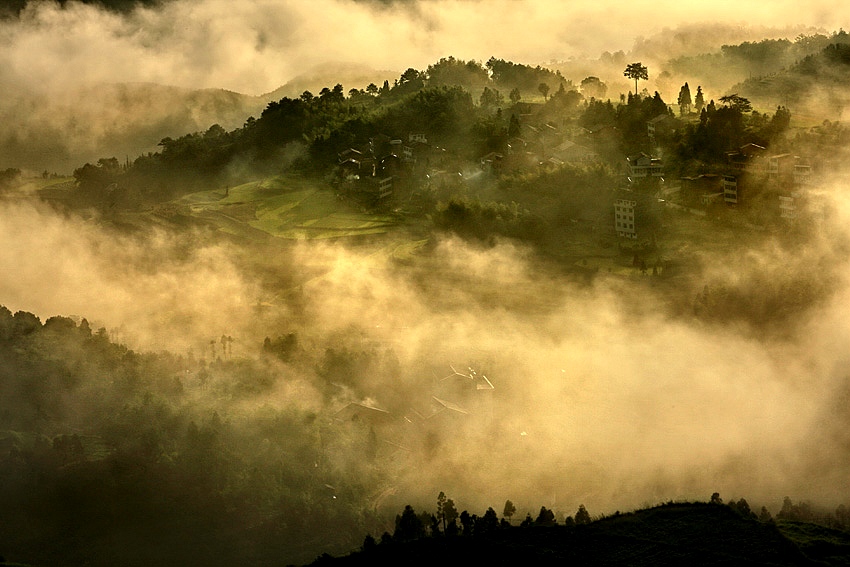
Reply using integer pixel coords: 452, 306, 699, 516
1, 0, 849, 96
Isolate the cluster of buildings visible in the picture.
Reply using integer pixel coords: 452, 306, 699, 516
336, 105, 819, 240
336, 133, 463, 204
615, 139, 817, 241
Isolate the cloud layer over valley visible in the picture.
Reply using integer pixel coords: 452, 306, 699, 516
3, 183, 850, 515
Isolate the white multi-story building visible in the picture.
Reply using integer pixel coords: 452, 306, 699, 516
614, 199, 637, 239
779, 194, 796, 219
722, 175, 738, 204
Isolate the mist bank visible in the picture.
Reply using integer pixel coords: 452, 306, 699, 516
3, 178, 850, 511
4, 1, 848, 96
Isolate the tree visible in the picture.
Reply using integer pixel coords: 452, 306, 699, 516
479, 86, 504, 108
508, 114, 521, 138
677, 82, 692, 116
694, 85, 705, 113
0, 167, 21, 190
426, 56, 489, 89
778, 496, 795, 519
764, 105, 791, 140
759, 506, 773, 522
718, 93, 752, 113
394, 505, 425, 542
509, 87, 521, 104
459, 510, 473, 535
538, 82, 550, 101
623, 62, 648, 96
710, 492, 723, 505
534, 506, 555, 526
575, 504, 591, 525
580, 76, 607, 100
503, 500, 517, 524
733, 498, 755, 519
443, 498, 459, 534
477, 507, 499, 535
437, 492, 447, 532
365, 83, 378, 96
399, 67, 422, 84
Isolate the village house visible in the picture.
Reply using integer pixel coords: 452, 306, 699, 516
681, 174, 723, 206
767, 154, 813, 221
646, 113, 678, 141
626, 153, 663, 179
550, 139, 599, 164
726, 143, 767, 173
479, 151, 504, 174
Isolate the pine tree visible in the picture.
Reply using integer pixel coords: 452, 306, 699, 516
575, 504, 591, 525
694, 85, 705, 113
677, 82, 692, 115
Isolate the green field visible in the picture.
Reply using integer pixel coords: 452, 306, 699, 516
180, 176, 401, 240
24, 176, 75, 198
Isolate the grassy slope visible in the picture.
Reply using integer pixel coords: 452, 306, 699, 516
179, 175, 401, 240
777, 521, 850, 566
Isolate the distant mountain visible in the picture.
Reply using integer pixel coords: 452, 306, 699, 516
0, 82, 268, 173
0, 61, 398, 174
735, 38, 850, 116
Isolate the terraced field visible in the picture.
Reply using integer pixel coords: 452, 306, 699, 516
180, 176, 400, 240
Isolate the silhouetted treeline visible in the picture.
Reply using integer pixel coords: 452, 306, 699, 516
315, 495, 845, 565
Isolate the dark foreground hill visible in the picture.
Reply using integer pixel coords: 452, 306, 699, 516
313, 503, 839, 566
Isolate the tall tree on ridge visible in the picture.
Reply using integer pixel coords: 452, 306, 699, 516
623, 62, 649, 96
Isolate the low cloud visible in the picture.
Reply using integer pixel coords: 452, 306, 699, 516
3, 178, 850, 517
3, 0, 849, 96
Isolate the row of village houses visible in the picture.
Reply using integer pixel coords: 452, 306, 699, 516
333, 113, 816, 241
616, 146, 815, 239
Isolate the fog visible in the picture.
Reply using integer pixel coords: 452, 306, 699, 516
3, 0, 848, 95
3, 173, 850, 519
